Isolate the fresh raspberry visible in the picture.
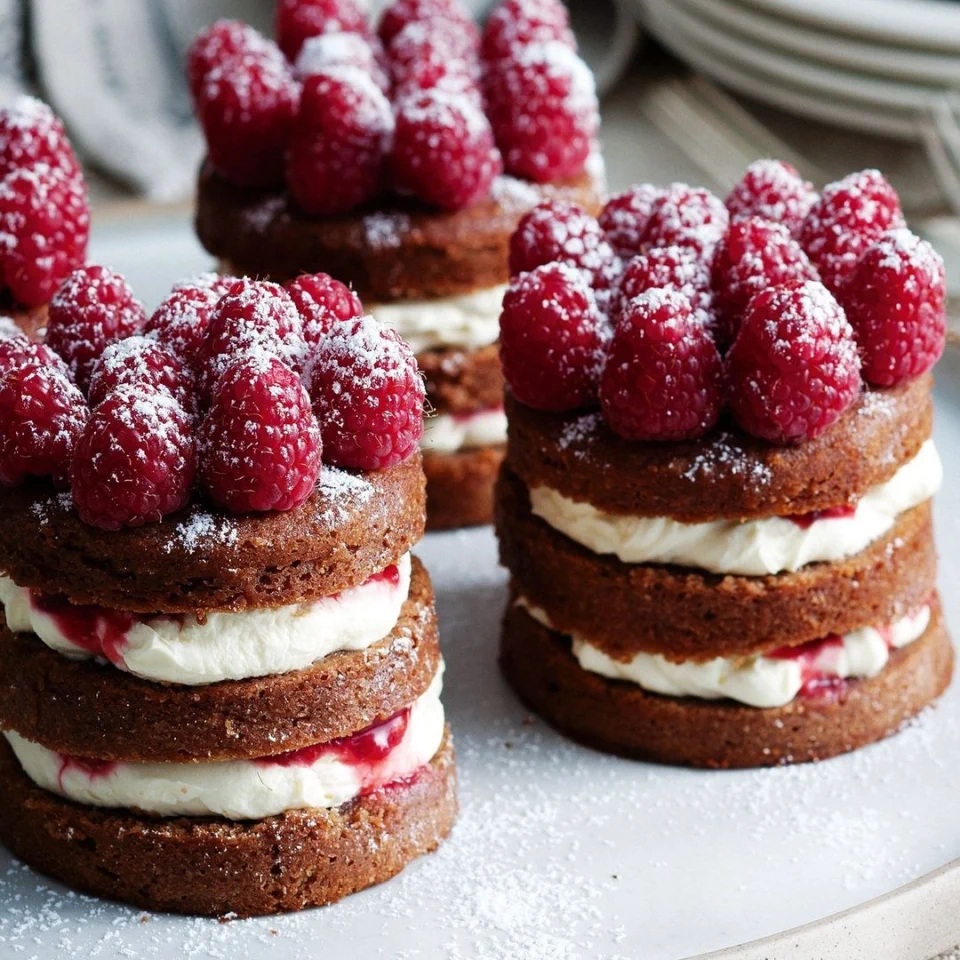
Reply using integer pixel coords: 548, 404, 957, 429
0, 337, 69, 379
616, 246, 712, 322
481, 0, 575, 63
46, 265, 146, 393
295, 33, 390, 92
499, 261, 606, 411
387, 20, 480, 92
286, 67, 393, 215
799, 169, 904, 293
88, 336, 194, 413
186, 20, 273, 102
286, 272, 363, 347
199, 354, 321, 513
598, 184, 665, 259
0, 96, 80, 179
711, 217, 819, 348
726, 280, 861, 443
144, 274, 239, 373
484, 41, 598, 183
725, 160, 817, 237
509, 201, 618, 289
840, 228, 946, 386
196, 49, 299, 187
643, 183, 729, 258
199, 278, 304, 405
306, 315, 424, 470
378, 0, 478, 49
0, 361, 88, 487
70, 386, 195, 529
390, 90, 500, 211
276, 0, 369, 61
599, 288, 723, 441
0, 165, 89, 308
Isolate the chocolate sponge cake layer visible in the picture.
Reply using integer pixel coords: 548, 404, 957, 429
0, 729, 457, 917
0, 559, 439, 763
496, 467, 937, 661
505, 376, 933, 522
0, 457, 425, 614
500, 603, 953, 768
424, 446, 504, 531
420, 343, 504, 416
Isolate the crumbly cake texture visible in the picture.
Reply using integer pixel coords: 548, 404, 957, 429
420, 343, 504, 416
0, 560, 439, 762
0, 729, 457, 918
500, 601, 953, 768
425, 446, 504, 530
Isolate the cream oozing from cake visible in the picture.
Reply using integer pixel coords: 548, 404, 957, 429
529, 440, 941, 576
0, 554, 411, 685
516, 598, 931, 708
366, 283, 507, 353
422, 407, 508, 453
5, 667, 445, 819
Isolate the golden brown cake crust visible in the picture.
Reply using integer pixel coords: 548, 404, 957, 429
420, 343, 504, 415
496, 468, 937, 661
0, 729, 457, 917
198, 163, 603, 301
0, 457, 425, 614
504, 376, 933, 522
1, 300, 47, 339
500, 602, 953, 768
0, 559, 439, 762
424, 446, 503, 531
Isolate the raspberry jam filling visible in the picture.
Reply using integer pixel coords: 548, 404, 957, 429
56, 755, 117, 791
452, 405, 504, 424
785, 503, 857, 529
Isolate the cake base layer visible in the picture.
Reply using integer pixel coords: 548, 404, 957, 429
496, 467, 937, 660
499, 604, 953, 768
0, 559, 439, 762
420, 344, 504, 415
504, 376, 933, 522
0, 729, 457, 917
3, 300, 47, 339
0, 456, 424, 613
425, 446, 503, 531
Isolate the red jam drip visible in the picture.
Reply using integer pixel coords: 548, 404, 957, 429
453, 404, 504, 424
56, 755, 118, 791
30, 592, 134, 667
366, 564, 400, 589
768, 634, 846, 700
786, 503, 857, 529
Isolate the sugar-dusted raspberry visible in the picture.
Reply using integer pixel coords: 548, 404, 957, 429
643, 183, 729, 258
0, 337, 69, 379
725, 160, 817, 237
598, 184, 664, 259
799, 169, 904, 293
46, 265, 147, 393
840, 228, 946, 387
276, 0, 369, 61
186, 20, 273, 102
286, 272, 363, 347
711, 216, 819, 348
196, 48, 299, 188
599, 288, 723, 441
616, 245, 712, 321
295, 32, 390, 91
500, 261, 606, 411
88, 336, 194, 413
199, 354, 321, 513
509, 200, 617, 289
390, 90, 500, 210
0, 361, 88, 487
388, 18, 481, 84
0, 96, 79, 179
0, 316, 20, 341
726, 280, 861, 443
70, 386, 195, 529
0, 165, 89, 308
481, 0, 575, 62
286, 67, 393, 215
307, 314, 424, 470
378, 0, 478, 48
199, 278, 304, 405
484, 41, 598, 183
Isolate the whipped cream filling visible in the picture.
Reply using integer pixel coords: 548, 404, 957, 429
0, 554, 411, 686
517, 599, 930, 709
422, 407, 508, 453
530, 440, 941, 576
367, 284, 507, 353
5, 667, 445, 819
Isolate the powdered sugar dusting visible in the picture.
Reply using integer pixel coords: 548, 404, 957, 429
164, 510, 239, 553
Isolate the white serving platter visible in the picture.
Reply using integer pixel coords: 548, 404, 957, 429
0, 214, 957, 959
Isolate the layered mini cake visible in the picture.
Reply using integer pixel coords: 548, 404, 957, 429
0, 267, 456, 914
188, 0, 604, 528
495, 163, 953, 767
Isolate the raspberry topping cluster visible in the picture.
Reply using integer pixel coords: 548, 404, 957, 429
500, 161, 946, 444
188, 0, 599, 214
0, 268, 424, 529
0, 98, 89, 308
